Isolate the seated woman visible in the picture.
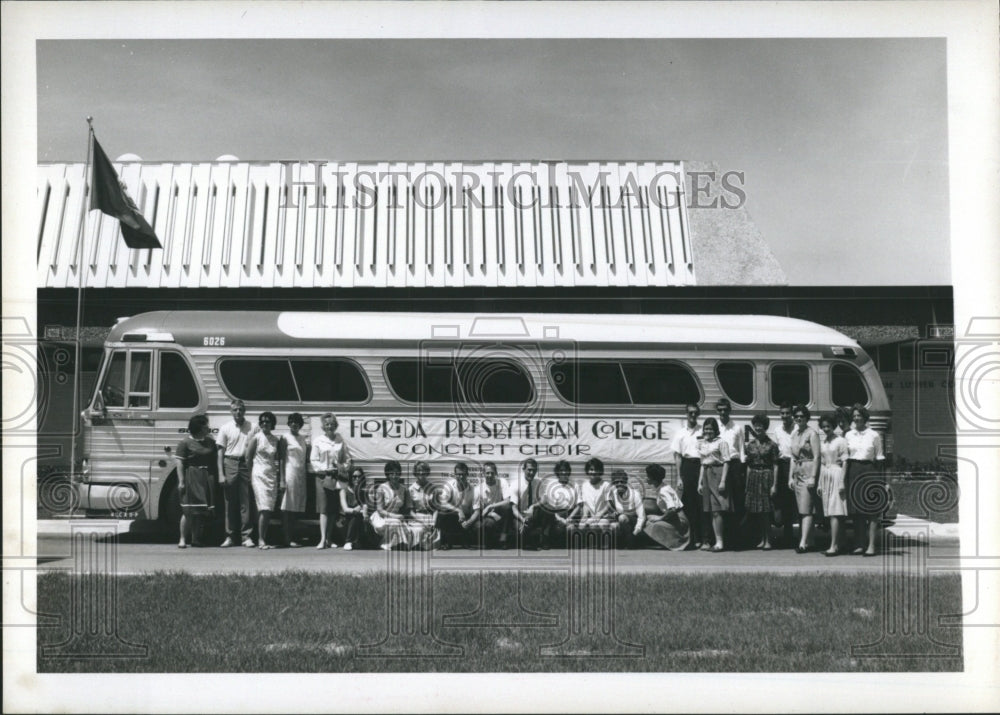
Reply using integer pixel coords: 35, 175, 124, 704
408, 460, 441, 549
641, 463, 690, 551
371, 461, 432, 551
339, 466, 371, 550
607, 470, 645, 549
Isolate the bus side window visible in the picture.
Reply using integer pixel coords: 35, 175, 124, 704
159, 352, 200, 409
716, 361, 755, 406
127, 352, 152, 408
770, 364, 810, 407
102, 352, 127, 407
831, 364, 869, 407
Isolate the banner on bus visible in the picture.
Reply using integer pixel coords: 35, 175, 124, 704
312, 415, 679, 465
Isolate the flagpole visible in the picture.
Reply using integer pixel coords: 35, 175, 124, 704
69, 116, 94, 505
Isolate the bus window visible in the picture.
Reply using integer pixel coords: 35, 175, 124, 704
831, 364, 869, 407
385, 360, 458, 404
290, 359, 370, 403
101, 351, 127, 407
457, 359, 534, 405
127, 352, 152, 408
770, 364, 810, 406
219, 359, 299, 402
715, 361, 754, 406
550, 362, 631, 404
622, 362, 701, 405
159, 352, 200, 409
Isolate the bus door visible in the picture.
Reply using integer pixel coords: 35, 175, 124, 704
83, 348, 156, 517
151, 349, 205, 519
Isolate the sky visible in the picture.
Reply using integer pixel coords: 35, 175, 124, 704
36, 38, 950, 285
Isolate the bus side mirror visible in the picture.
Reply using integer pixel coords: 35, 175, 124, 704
87, 393, 108, 425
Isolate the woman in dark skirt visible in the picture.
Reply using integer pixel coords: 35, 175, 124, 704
173, 414, 217, 548
743, 414, 779, 550
843, 404, 887, 556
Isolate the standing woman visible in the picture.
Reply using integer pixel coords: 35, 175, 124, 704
310, 413, 352, 550
173, 414, 217, 548
697, 417, 731, 552
244, 411, 285, 550
789, 406, 821, 553
280, 413, 309, 548
818, 413, 849, 556
844, 404, 886, 556
743, 414, 779, 550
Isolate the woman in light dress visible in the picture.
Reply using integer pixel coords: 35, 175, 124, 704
244, 411, 286, 549
789, 405, 821, 553
640, 464, 689, 551
817, 413, 849, 556
371, 461, 433, 550
280, 412, 308, 548
697, 417, 732, 552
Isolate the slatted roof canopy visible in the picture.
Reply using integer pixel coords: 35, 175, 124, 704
37, 160, 699, 289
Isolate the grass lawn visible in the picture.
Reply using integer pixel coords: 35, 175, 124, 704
37, 571, 962, 672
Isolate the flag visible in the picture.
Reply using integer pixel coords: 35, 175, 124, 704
89, 135, 161, 249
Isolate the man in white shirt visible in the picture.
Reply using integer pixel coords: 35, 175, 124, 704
768, 402, 797, 547
715, 398, 746, 549
436, 462, 476, 549
475, 461, 512, 549
215, 399, 258, 547
671, 402, 703, 548
576, 457, 612, 544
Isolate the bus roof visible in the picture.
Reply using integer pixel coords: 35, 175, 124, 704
107, 311, 861, 350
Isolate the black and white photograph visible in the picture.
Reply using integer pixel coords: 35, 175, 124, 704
3, 1, 999, 712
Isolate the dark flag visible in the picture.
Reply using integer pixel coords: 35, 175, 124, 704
89, 135, 161, 249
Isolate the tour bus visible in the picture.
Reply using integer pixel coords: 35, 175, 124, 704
74, 311, 891, 528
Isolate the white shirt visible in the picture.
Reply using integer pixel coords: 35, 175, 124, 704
656, 484, 683, 512
474, 479, 507, 508
717, 418, 744, 462
578, 480, 611, 515
769, 424, 796, 460
217, 419, 258, 458
609, 485, 646, 524
670, 423, 702, 459
309, 433, 351, 488
845, 427, 885, 461
506, 476, 538, 510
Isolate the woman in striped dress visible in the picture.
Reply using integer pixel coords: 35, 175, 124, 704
743, 414, 778, 550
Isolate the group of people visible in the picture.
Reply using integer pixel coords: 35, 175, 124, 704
173, 398, 886, 555
671, 398, 887, 557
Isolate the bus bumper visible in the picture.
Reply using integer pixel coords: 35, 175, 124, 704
76, 483, 146, 519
